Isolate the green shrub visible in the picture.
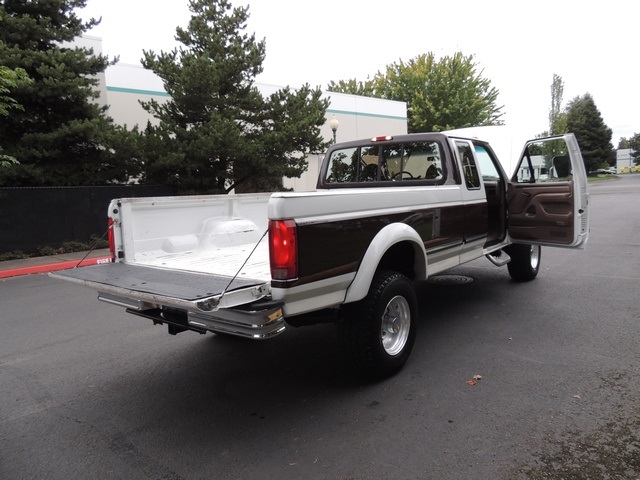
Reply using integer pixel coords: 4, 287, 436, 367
59, 241, 89, 253
1, 235, 109, 260
0, 250, 30, 261
37, 246, 59, 256
88, 235, 109, 249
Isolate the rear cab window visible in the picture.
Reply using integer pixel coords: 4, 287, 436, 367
322, 136, 448, 187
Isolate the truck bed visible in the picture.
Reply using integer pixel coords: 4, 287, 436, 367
131, 240, 270, 281
50, 192, 276, 313
52, 241, 271, 314
55, 262, 264, 301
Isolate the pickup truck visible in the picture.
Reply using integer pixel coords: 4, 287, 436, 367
52, 129, 590, 380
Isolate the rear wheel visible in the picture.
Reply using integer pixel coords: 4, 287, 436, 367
339, 271, 418, 381
505, 244, 541, 282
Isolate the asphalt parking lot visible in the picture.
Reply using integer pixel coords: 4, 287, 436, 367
1, 176, 639, 479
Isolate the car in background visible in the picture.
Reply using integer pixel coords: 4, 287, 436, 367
591, 168, 617, 175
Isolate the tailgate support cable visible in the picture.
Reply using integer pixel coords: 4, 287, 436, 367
72, 224, 112, 269
218, 228, 269, 301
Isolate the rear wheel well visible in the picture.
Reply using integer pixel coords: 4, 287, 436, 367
378, 241, 416, 279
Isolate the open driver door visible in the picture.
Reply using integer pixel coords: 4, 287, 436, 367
507, 133, 590, 249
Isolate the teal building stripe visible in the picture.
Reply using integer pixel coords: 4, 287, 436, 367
105, 88, 407, 120
106, 86, 170, 97
326, 108, 407, 121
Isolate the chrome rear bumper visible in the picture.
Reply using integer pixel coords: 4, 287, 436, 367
98, 292, 285, 339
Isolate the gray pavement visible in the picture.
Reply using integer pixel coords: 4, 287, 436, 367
0, 176, 639, 479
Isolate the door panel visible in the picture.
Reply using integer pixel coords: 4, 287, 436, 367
507, 134, 589, 249
507, 182, 575, 244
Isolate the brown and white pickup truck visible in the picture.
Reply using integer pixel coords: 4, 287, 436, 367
52, 128, 590, 379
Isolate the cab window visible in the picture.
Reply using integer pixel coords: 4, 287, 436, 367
325, 147, 358, 183
456, 141, 480, 189
515, 138, 573, 183
474, 146, 501, 181
360, 146, 380, 182
324, 141, 444, 185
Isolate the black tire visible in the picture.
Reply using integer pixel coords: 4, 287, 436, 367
505, 244, 541, 282
339, 270, 418, 381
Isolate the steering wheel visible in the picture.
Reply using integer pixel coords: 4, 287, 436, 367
392, 171, 415, 180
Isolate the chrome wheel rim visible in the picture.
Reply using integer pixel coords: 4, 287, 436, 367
530, 245, 541, 269
380, 295, 411, 356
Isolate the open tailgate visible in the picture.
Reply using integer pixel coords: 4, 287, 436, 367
51, 263, 270, 313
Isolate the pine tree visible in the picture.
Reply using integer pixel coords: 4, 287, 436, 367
0, 0, 139, 186
565, 93, 615, 172
140, 0, 329, 194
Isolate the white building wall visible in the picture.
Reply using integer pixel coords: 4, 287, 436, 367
617, 148, 634, 171
97, 56, 407, 191
103, 63, 171, 129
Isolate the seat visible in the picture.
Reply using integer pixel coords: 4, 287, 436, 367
552, 155, 571, 178
425, 164, 438, 179
359, 163, 379, 182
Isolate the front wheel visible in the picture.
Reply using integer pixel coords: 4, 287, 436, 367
505, 244, 541, 282
339, 271, 418, 381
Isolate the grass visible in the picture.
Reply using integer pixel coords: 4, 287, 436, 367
587, 174, 620, 182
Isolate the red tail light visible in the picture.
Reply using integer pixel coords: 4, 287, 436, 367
107, 217, 116, 259
269, 220, 298, 280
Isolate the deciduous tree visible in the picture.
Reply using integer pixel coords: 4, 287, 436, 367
326, 78, 375, 98
0, 64, 30, 167
548, 73, 567, 135
618, 137, 630, 149
0, 65, 29, 117
328, 52, 504, 133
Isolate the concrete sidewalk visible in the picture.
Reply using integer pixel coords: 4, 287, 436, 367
0, 249, 112, 279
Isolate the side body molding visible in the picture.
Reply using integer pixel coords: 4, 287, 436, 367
344, 222, 428, 304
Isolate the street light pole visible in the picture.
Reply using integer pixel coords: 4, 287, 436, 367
329, 117, 339, 144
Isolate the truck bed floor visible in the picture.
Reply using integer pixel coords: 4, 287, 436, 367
55, 263, 264, 301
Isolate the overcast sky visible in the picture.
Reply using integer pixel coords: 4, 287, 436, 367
80, 0, 639, 145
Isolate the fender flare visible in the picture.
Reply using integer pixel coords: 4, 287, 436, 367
344, 223, 428, 304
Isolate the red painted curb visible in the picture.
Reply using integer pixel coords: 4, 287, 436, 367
0, 256, 113, 279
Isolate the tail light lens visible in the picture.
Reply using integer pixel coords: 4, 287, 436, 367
371, 135, 393, 142
269, 219, 298, 280
107, 217, 116, 259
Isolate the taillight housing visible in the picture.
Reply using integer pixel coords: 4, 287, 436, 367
269, 219, 298, 280
107, 217, 116, 260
